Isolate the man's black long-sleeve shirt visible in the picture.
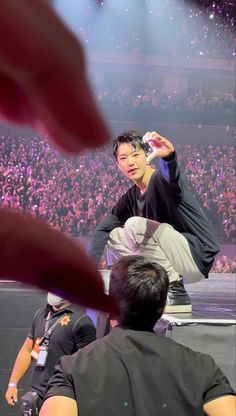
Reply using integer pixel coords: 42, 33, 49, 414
88, 155, 219, 276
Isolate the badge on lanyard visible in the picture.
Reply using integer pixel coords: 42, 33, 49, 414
36, 344, 49, 367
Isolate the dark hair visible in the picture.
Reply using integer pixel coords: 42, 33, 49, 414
109, 256, 169, 331
112, 130, 150, 160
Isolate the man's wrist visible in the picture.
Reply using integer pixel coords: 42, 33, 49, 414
8, 382, 17, 388
162, 151, 176, 162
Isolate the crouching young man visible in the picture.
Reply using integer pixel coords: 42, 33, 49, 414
88, 130, 220, 313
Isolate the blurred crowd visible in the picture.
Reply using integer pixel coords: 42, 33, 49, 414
95, 87, 235, 113
211, 255, 236, 274
0, 134, 130, 238
72, 0, 235, 59
0, 134, 235, 245
176, 143, 235, 245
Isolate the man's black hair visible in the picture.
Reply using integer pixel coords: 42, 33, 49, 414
109, 256, 169, 331
112, 130, 150, 160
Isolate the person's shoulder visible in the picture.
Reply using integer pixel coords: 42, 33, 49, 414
70, 310, 95, 330
33, 305, 48, 321
71, 312, 93, 325
113, 186, 136, 213
119, 184, 135, 198
164, 336, 217, 367
155, 337, 221, 380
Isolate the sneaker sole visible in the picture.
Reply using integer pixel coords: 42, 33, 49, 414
165, 304, 192, 314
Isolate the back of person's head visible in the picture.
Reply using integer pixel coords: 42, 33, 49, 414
112, 130, 149, 160
109, 256, 169, 331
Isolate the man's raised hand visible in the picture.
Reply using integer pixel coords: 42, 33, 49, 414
144, 132, 175, 164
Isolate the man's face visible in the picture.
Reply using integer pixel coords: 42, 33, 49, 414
116, 143, 147, 181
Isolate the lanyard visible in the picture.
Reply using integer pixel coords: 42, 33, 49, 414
40, 311, 69, 345
45, 311, 52, 333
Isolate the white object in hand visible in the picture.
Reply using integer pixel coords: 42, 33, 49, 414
142, 132, 151, 143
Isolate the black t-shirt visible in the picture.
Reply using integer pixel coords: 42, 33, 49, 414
136, 190, 146, 217
45, 327, 235, 416
28, 305, 96, 398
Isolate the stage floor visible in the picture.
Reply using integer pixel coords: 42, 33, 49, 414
0, 273, 235, 320
173, 273, 236, 320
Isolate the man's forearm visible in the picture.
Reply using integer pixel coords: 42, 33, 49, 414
159, 152, 181, 184
87, 214, 122, 266
9, 343, 32, 385
87, 230, 109, 266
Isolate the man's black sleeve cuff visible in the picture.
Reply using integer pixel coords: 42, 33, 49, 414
162, 151, 176, 162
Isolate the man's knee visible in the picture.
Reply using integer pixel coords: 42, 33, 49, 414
124, 216, 159, 234
123, 217, 145, 250
124, 216, 165, 242
124, 216, 143, 230
124, 217, 147, 242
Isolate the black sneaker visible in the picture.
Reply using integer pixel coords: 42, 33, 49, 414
165, 279, 192, 313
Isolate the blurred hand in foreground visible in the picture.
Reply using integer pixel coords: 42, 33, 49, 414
0, 210, 118, 314
0, 0, 110, 153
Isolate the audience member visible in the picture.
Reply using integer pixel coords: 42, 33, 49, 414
211, 255, 236, 274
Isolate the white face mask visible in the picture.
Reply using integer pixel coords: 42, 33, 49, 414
47, 292, 64, 306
